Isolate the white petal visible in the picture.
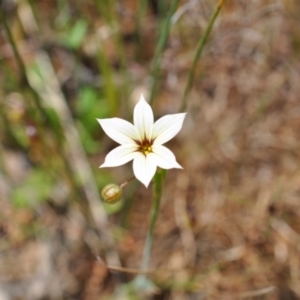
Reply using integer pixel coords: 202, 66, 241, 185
100, 145, 140, 167
133, 154, 157, 188
133, 94, 154, 141
152, 113, 186, 145
150, 145, 182, 169
97, 118, 139, 145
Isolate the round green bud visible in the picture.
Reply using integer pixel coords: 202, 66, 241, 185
101, 183, 122, 204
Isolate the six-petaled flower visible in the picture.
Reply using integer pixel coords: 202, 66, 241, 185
97, 94, 186, 187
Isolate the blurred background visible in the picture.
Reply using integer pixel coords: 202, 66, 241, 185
1, 0, 300, 299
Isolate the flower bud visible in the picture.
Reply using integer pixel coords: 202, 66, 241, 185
101, 183, 122, 204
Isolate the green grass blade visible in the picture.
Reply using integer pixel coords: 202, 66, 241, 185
180, 0, 226, 112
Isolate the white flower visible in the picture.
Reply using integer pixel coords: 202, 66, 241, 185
97, 94, 186, 187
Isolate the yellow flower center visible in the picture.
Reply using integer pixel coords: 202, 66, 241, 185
141, 144, 152, 155
135, 138, 154, 156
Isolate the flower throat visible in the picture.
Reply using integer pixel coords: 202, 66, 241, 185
137, 140, 153, 156
141, 144, 152, 155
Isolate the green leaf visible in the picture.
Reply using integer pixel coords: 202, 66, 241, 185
12, 169, 54, 208
65, 19, 88, 50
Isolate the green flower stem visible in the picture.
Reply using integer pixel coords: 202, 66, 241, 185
133, 170, 164, 291
179, 0, 226, 112
140, 170, 164, 271
149, 0, 179, 105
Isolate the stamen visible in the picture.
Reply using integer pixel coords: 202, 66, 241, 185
143, 145, 152, 155
138, 139, 153, 156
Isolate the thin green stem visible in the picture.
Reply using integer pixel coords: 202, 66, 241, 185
140, 171, 163, 271
133, 170, 164, 291
179, 0, 226, 112
149, 0, 179, 105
